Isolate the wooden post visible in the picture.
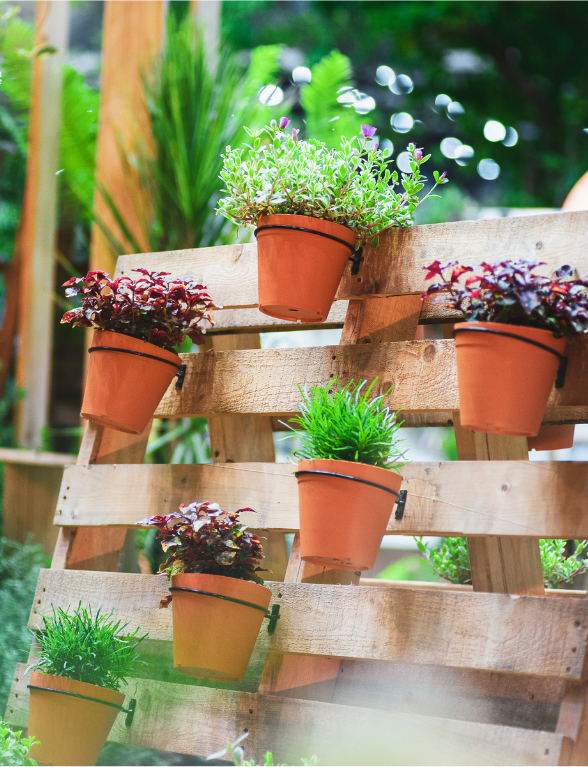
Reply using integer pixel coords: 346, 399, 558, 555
89, 0, 165, 274
444, 324, 544, 596
15, 1, 69, 448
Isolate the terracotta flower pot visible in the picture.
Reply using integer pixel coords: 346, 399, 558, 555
296, 458, 402, 571
454, 322, 567, 437
28, 670, 125, 766
81, 330, 181, 434
528, 424, 575, 451
256, 214, 357, 323
171, 573, 272, 681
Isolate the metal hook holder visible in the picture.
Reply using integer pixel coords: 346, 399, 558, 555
266, 604, 281, 634
349, 246, 363, 276
175, 363, 187, 390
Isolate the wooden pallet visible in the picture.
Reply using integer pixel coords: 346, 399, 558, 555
7, 211, 588, 765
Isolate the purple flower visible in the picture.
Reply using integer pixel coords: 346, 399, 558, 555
361, 124, 377, 139
278, 116, 291, 130
414, 147, 423, 161
292, 128, 299, 141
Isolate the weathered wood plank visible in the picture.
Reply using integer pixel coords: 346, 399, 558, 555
28, 570, 588, 678
153, 341, 588, 421
6, 665, 569, 766
54, 460, 588, 539
115, 211, 588, 309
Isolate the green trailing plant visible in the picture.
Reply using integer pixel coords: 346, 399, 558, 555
416, 537, 588, 589
137, 502, 267, 608
98, 13, 281, 257
0, 718, 39, 767
287, 379, 408, 472
30, 603, 147, 692
217, 119, 447, 248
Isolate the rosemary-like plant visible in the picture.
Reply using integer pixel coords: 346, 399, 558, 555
31, 603, 147, 691
417, 537, 588, 589
0, 719, 39, 767
288, 379, 408, 472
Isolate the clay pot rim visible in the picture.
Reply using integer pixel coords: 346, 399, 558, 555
29, 670, 125, 704
257, 212, 357, 242
92, 329, 182, 364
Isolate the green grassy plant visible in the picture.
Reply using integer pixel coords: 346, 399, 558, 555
31, 604, 147, 691
287, 379, 407, 471
417, 537, 588, 589
0, 718, 39, 767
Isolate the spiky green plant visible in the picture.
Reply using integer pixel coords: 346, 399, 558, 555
287, 379, 408, 472
98, 13, 281, 257
31, 603, 147, 692
416, 537, 588, 589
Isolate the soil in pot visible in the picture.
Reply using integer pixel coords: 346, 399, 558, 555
528, 424, 575, 451
28, 670, 124, 766
81, 329, 181, 434
256, 214, 357, 323
296, 458, 402, 571
454, 321, 567, 437
171, 573, 272, 681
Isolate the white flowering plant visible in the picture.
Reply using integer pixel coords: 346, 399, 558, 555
216, 118, 448, 248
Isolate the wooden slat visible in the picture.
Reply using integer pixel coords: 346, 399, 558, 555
28, 570, 588, 679
6, 665, 569, 767
153, 341, 588, 422
115, 211, 588, 309
0, 447, 75, 467
54, 460, 588, 538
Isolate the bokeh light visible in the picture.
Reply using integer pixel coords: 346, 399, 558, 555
376, 65, 395, 86
503, 127, 519, 147
337, 87, 358, 106
447, 101, 465, 118
434, 94, 452, 111
454, 145, 474, 166
390, 74, 414, 95
354, 94, 376, 114
440, 137, 462, 159
396, 151, 413, 173
291, 66, 311, 84
390, 112, 414, 133
380, 138, 394, 154
483, 120, 507, 142
478, 158, 501, 180
258, 85, 284, 106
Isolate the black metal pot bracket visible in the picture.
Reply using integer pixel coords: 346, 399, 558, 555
175, 363, 187, 390
169, 586, 281, 634
27, 684, 137, 726
349, 246, 363, 276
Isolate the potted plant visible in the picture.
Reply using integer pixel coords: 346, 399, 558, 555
0, 718, 39, 766
287, 379, 408, 571
217, 118, 447, 323
61, 268, 216, 434
27, 603, 146, 767
137, 501, 270, 682
424, 259, 588, 436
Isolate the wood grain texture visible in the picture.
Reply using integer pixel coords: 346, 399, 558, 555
340, 295, 423, 345
54, 460, 588, 539
0, 448, 75, 467
153, 341, 588, 422
28, 569, 588, 678
115, 211, 588, 309
6, 665, 570, 766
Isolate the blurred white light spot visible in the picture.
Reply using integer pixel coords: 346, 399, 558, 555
390, 74, 414, 95
434, 94, 452, 111
443, 49, 490, 75
396, 152, 414, 173
503, 127, 519, 147
292, 66, 311, 84
440, 137, 462, 159
354, 94, 376, 114
258, 85, 284, 106
484, 120, 507, 142
447, 101, 465, 118
454, 144, 474, 165
56, 169, 64, 175
337, 88, 358, 106
478, 159, 500, 180
390, 112, 414, 133
381, 138, 394, 154
376, 65, 395, 86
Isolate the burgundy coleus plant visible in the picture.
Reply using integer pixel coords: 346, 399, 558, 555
423, 259, 588, 339
137, 501, 267, 608
60, 268, 216, 351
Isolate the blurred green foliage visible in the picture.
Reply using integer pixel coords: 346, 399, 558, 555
375, 554, 437, 582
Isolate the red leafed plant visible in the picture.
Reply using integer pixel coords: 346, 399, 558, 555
423, 259, 588, 339
137, 502, 267, 608
60, 268, 216, 351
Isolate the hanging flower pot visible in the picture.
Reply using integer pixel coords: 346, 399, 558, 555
61, 269, 216, 435
296, 458, 402, 571
170, 573, 271, 681
216, 118, 448, 324
454, 322, 567, 437
81, 330, 181, 434
423, 260, 588, 438
255, 214, 356, 322
528, 424, 575, 451
28, 671, 126, 766
137, 501, 272, 682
